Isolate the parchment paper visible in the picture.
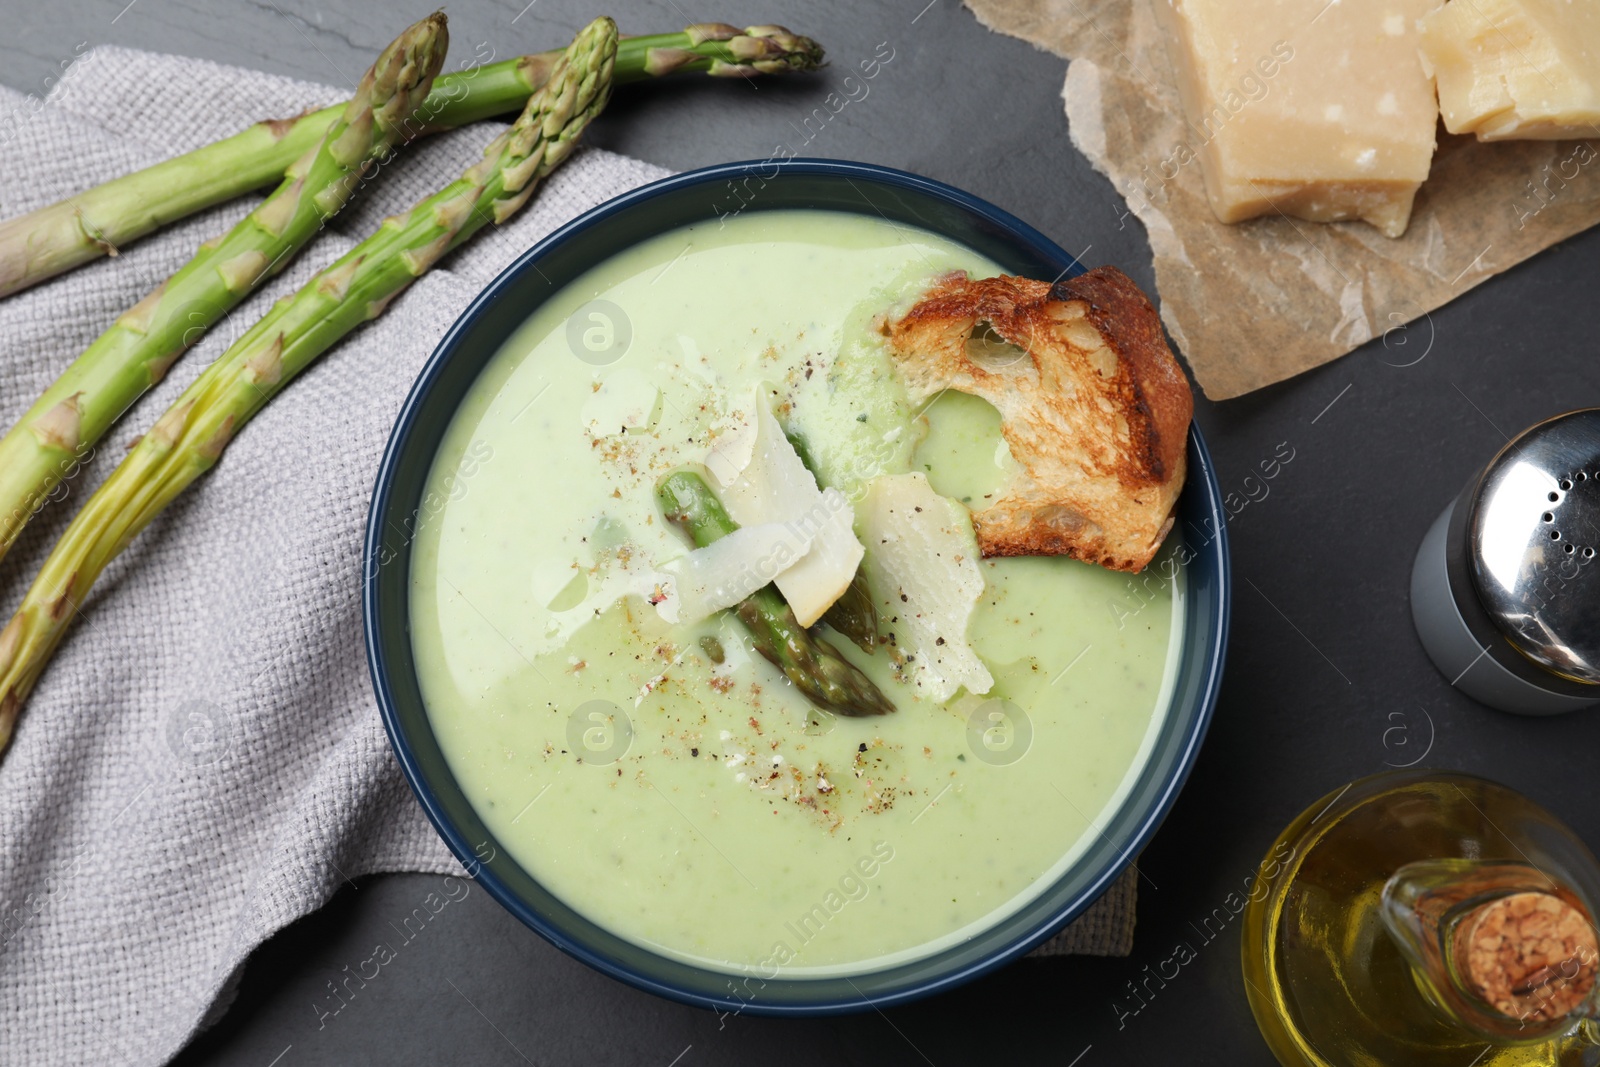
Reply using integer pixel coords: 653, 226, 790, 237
964, 0, 1600, 399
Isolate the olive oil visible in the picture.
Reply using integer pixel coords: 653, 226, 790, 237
1242, 772, 1600, 1066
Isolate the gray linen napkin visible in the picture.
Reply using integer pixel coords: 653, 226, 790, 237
0, 45, 1133, 1067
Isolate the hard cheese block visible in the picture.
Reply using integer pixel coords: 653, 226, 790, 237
1156, 0, 1442, 238
1420, 0, 1600, 140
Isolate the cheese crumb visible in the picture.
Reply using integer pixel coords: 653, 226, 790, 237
581, 370, 660, 436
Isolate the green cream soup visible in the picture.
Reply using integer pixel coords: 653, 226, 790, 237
410, 209, 1182, 976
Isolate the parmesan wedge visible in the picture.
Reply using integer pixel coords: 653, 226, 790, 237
705, 389, 864, 627
860, 473, 993, 702
1155, 0, 1441, 237
656, 521, 814, 624
1420, 0, 1600, 140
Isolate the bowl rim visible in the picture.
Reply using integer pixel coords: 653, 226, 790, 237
363, 157, 1230, 1015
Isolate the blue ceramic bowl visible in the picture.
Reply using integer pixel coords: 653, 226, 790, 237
364, 159, 1230, 1015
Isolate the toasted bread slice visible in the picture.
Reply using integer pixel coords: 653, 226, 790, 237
883, 267, 1192, 572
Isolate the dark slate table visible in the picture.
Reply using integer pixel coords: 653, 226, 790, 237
5, 1, 1598, 1064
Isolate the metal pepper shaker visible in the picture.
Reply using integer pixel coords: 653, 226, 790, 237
1410, 408, 1600, 715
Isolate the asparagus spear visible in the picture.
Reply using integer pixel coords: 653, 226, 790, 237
657, 471, 894, 718
0, 18, 620, 755
0, 25, 823, 298
0, 13, 450, 564
820, 575, 880, 656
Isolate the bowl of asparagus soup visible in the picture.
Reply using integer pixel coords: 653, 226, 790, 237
365, 159, 1229, 1012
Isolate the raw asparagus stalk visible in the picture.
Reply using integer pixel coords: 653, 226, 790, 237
0, 25, 823, 297
657, 471, 894, 718
0, 13, 450, 564
0, 18, 620, 755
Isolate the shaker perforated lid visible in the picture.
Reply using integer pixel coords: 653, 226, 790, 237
1468, 409, 1600, 685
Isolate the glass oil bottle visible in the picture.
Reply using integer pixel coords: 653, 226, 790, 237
1242, 770, 1600, 1066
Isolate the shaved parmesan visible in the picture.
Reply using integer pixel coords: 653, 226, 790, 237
656, 521, 813, 624
704, 388, 807, 516
860, 473, 992, 702
704, 388, 864, 627
779, 487, 861, 627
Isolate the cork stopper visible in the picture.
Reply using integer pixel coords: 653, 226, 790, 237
1454, 891, 1600, 1024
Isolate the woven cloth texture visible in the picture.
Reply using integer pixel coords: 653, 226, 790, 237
0, 44, 1133, 1067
